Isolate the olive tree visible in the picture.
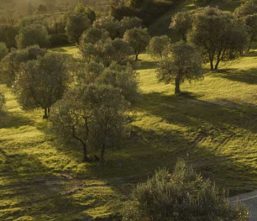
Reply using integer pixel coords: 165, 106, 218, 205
93, 16, 121, 39
190, 7, 249, 70
80, 27, 110, 62
66, 4, 95, 43
120, 16, 142, 36
16, 24, 49, 49
123, 28, 150, 61
15, 53, 68, 119
51, 84, 127, 162
243, 14, 257, 49
0, 24, 18, 48
170, 11, 192, 42
97, 63, 138, 103
148, 35, 170, 58
157, 42, 203, 95
0, 46, 46, 86
122, 160, 249, 221
80, 28, 133, 66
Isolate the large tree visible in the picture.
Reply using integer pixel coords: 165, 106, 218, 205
51, 84, 127, 162
123, 28, 150, 61
122, 160, 249, 221
16, 24, 49, 49
157, 42, 203, 95
15, 53, 68, 119
190, 7, 249, 70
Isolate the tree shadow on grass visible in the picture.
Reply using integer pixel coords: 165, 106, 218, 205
216, 68, 257, 84
89, 125, 257, 197
135, 59, 159, 71
0, 150, 99, 220
135, 92, 257, 133
0, 111, 33, 129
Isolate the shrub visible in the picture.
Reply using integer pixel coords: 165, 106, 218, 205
122, 160, 249, 221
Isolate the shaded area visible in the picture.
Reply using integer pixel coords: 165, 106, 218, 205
216, 68, 257, 84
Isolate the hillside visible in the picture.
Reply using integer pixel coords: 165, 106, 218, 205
1, 46, 257, 219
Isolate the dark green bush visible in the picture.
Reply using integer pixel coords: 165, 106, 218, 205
122, 161, 249, 221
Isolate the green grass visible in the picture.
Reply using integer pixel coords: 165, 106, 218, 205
1, 47, 257, 219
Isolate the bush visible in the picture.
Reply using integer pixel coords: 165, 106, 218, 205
16, 24, 49, 49
122, 161, 249, 221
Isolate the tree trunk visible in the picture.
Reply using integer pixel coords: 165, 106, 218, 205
214, 59, 221, 70
209, 53, 214, 70
83, 144, 89, 162
43, 108, 48, 119
175, 77, 181, 95
100, 144, 106, 163
135, 53, 139, 61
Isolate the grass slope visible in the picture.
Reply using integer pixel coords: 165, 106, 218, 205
149, 0, 241, 35
1, 47, 257, 219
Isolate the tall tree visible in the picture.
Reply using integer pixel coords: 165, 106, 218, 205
15, 53, 68, 119
157, 42, 203, 95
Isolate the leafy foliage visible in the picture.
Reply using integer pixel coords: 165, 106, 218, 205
16, 24, 49, 49
0, 46, 46, 86
15, 52, 68, 118
157, 42, 203, 94
122, 161, 249, 221
148, 35, 170, 58
190, 7, 249, 70
123, 27, 150, 61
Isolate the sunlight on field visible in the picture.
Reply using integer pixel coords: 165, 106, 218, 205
1, 48, 257, 219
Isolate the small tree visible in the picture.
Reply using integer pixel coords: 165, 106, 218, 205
80, 27, 110, 62
16, 24, 49, 49
157, 42, 203, 95
148, 35, 170, 58
190, 7, 249, 70
97, 62, 138, 103
66, 4, 95, 43
124, 28, 150, 61
170, 11, 193, 42
120, 16, 142, 36
0, 46, 46, 86
122, 160, 249, 221
243, 14, 257, 50
15, 53, 68, 119
93, 16, 121, 39
102, 38, 133, 65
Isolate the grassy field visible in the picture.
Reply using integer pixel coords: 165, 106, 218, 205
1, 47, 257, 220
